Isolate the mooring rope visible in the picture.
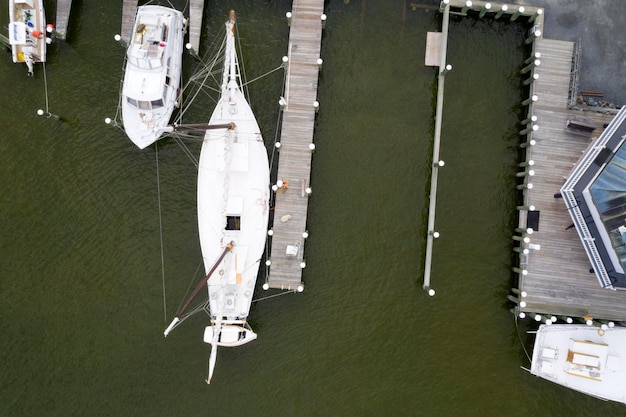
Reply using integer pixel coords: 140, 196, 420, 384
42, 62, 50, 113
514, 315, 532, 363
253, 290, 297, 303
156, 143, 168, 324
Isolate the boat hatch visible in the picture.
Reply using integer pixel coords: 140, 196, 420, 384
226, 197, 242, 230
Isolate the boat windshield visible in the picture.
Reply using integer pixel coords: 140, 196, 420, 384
126, 97, 164, 110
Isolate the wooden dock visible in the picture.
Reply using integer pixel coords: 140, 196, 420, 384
265, 0, 325, 291
54, 0, 72, 40
120, 0, 138, 44
515, 37, 626, 322
188, 0, 205, 54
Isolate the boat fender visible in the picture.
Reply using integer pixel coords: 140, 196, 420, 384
598, 328, 605, 336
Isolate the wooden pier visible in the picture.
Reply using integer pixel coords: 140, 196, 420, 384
120, 0, 138, 44
54, 0, 72, 39
514, 36, 626, 322
265, 0, 325, 291
188, 0, 205, 54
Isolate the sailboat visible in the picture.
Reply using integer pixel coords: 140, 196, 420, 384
164, 10, 270, 384
8, 0, 50, 76
120, 5, 185, 149
530, 324, 626, 403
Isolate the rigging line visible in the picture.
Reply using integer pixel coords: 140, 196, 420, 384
175, 261, 205, 316
156, 142, 168, 324
42, 62, 49, 112
173, 134, 198, 167
240, 65, 285, 89
252, 290, 297, 303
515, 315, 532, 363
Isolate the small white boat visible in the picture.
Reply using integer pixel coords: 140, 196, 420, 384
530, 324, 626, 404
8, 0, 48, 76
163, 10, 269, 384
120, 5, 185, 149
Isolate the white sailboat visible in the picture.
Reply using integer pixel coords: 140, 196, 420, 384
8, 0, 49, 76
164, 10, 269, 384
120, 5, 185, 149
530, 324, 626, 404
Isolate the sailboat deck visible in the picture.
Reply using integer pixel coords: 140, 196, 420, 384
266, 0, 324, 290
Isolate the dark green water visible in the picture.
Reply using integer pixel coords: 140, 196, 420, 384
2, 0, 626, 415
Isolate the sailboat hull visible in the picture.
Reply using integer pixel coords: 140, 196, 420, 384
197, 16, 269, 328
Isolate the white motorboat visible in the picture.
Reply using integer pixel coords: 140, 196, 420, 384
163, 11, 269, 384
8, 0, 48, 76
120, 5, 185, 149
530, 324, 626, 404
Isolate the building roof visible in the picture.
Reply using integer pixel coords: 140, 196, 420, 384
561, 107, 626, 289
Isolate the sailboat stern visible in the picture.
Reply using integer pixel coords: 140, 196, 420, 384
203, 323, 257, 347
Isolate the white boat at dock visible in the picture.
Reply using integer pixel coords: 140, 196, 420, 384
164, 10, 269, 384
530, 324, 626, 404
120, 5, 185, 149
8, 0, 49, 76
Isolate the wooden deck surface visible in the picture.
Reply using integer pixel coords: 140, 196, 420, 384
120, 0, 138, 44
54, 0, 72, 39
266, 0, 324, 290
188, 0, 204, 53
516, 38, 626, 322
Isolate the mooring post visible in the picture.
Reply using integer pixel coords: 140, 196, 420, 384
321, 13, 327, 29
521, 115, 538, 125
512, 267, 528, 276
525, 29, 542, 45
516, 169, 535, 178
528, 8, 543, 23
515, 227, 534, 234
523, 73, 539, 86
439, 0, 450, 13
440, 64, 452, 76
510, 6, 525, 21
519, 159, 534, 168
520, 124, 539, 135
479, 3, 491, 18
286, 11, 292, 26
461, 0, 472, 14
512, 235, 531, 243
517, 182, 533, 190
524, 52, 541, 65
494, 4, 508, 20
520, 139, 536, 149
522, 95, 538, 106
520, 59, 540, 74
516, 204, 536, 211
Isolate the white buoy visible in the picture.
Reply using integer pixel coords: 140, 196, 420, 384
114, 34, 121, 42
105, 117, 112, 124
428, 289, 435, 296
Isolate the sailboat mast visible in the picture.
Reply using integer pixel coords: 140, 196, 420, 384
163, 241, 234, 336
